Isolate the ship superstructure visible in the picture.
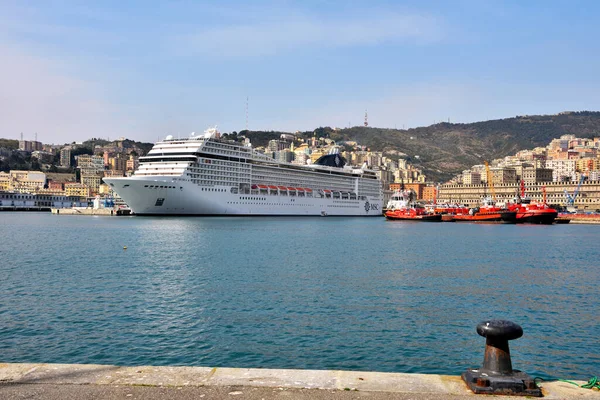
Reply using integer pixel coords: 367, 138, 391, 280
103, 129, 383, 216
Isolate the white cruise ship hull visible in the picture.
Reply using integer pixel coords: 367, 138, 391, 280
104, 131, 383, 216
104, 176, 382, 216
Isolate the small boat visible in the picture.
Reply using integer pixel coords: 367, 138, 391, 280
385, 189, 442, 222
385, 208, 442, 221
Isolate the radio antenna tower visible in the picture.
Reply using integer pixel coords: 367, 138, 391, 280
20, 132, 23, 141
35, 132, 38, 142
245, 97, 249, 131
364, 110, 368, 127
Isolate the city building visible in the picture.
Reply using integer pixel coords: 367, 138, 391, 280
77, 154, 104, 172
576, 158, 598, 174
438, 180, 600, 210
31, 151, 55, 164
462, 171, 481, 185
267, 139, 287, 153
60, 147, 72, 167
275, 149, 294, 163
545, 159, 576, 182
0, 172, 10, 191
126, 155, 139, 172
81, 173, 104, 194
2, 170, 46, 193
422, 185, 437, 202
521, 167, 553, 185
491, 167, 517, 185
47, 181, 65, 192
108, 154, 127, 174
18, 140, 43, 152
65, 182, 90, 197
389, 182, 425, 199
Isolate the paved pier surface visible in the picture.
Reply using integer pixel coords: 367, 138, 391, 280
0, 363, 597, 399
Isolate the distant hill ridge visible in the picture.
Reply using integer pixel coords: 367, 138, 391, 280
237, 111, 600, 181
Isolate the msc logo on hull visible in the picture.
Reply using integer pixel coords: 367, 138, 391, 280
365, 201, 379, 212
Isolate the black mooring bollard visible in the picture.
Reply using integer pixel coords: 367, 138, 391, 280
462, 320, 542, 397
478, 320, 522, 375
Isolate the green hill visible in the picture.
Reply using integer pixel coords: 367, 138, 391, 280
234, 111, 600, 182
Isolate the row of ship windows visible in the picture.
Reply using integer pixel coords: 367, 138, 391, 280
189, 173, 242, 179
206, 142, 242, 151
205, 148, 242, 157
201, 188, 227, 192
193, 180, 237, 186
190, 173, 240, 179
144, 185, 178, 189
196, 165, 248, 172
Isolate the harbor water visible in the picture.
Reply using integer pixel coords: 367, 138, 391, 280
0, 213, 598, 380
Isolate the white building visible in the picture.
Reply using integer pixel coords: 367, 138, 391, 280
462, 171, 481, 185
545, 159, 576, 182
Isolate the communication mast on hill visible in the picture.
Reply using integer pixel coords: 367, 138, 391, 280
245, 97, 249, 131
364, 110, 368, 127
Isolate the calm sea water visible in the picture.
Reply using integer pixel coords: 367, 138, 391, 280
0, 213, 598, 380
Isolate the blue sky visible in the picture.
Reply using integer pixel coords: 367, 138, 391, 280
1, 0, 599, 143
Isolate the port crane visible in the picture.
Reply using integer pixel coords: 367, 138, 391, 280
564, 175, 586, 206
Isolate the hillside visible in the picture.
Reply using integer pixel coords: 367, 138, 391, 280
0, 138, 154, 173
236, 111, 600, 182
333, 111, 600, 181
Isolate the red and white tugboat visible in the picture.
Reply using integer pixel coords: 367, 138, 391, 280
384, 189, 442, 222
507, 183, 558, 224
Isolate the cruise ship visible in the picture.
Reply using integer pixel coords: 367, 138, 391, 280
103, 128, 383, 216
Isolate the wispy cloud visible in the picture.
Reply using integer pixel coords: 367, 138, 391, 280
174, 11, 443, 57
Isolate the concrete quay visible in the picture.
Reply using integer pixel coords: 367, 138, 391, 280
558, 213, 600, 224
0, 363, 596, 399
50, 207, 131, 216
